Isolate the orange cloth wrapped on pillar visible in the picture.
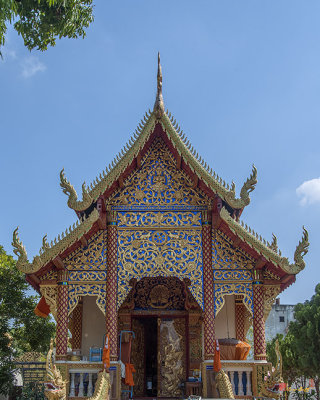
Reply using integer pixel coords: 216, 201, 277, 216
34, 296, 50, 318
219, 338, 251, 360
125, 363, 136, 386
102, 334, 110, 370
235, 341, 251, 360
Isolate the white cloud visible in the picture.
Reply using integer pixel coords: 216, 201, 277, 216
296, 178, 320, 206
21, 56, 46, 78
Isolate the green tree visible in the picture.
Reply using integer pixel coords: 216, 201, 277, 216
289, 284, 320, 400
0, 246, 55, 395
17, 382, 45, 400
0, 0, 94, 53
267, 284, 320, 400
267, 333, 309, 400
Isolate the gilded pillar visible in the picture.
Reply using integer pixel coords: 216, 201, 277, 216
56, 270, 69, 361
235, 295, 246, 342
202, 210, 215, 359
71, 300, 83, 351
106, 209, 118, 361
253, 272, 266, 360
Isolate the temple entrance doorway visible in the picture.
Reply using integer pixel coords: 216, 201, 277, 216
131, 317, 158, 397
131, 315, 187, 398
118, 277, 202, 398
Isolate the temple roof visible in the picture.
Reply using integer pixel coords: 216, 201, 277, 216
219, 207, 309, 276
60, 54, 258, 214
12, 54, 309, 292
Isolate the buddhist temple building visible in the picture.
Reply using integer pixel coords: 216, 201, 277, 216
13, 54, 309, 399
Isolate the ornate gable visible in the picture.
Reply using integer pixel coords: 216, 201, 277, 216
111, 138, 207, 310
109, 138, 209, 209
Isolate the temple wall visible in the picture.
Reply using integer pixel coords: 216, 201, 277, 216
81, 296, 105, 358
214, 295, 236, 339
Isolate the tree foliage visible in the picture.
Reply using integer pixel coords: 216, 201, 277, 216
267, 284, 320, 400
0, 246, 55, 395
17, 382, 45, 400
0, 0, 94, 53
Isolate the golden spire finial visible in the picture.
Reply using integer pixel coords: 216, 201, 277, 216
153, 52, 165, 118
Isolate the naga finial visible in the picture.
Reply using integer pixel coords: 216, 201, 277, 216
12, 228, 42, 274
279, 226, 309, 274
12, 228, 29, 266
59, 168, 93, 211
293, 226, 309, 271
240, 164, 258, 205
153, 52, 165, 119
224, 165, 258, 209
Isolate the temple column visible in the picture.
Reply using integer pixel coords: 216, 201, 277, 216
235, 295, 246, 342
56, 270, 69, 360
202, 210, 215, 359
106, 209, 118, 361
71, 300, 83, 351
253, 272, 266, 360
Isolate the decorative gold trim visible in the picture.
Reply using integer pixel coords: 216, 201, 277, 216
12, 209, 100, 274
117, 226, 201, 231
62, 107, 257, 211
220, 207, 309, 275
68, 283, 106, 316
215, 283, 253, 316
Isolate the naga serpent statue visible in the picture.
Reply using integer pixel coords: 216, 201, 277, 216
44, 339, 67, 400
216, 369, 235, 399
260, 339, 283, 399
44, 339, 111, 400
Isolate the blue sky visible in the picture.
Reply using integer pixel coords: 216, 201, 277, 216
1, 1, 320, 304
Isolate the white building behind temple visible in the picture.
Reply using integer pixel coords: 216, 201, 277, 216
265, 298, 295, 342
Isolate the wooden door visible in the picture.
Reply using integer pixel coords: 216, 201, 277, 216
157, 317, 186, 397
131, 318, 145, 396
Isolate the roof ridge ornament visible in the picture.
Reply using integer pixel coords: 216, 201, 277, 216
60, 168, 93, 211
153, 52, 165, 119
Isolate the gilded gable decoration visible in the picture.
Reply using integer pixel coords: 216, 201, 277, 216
212, 229, 253, 315
117, 211, 203, 309
117, 211, 202, 228
110, 139, 209, 209
212, 229, 254, 270
213, 270, 252, 281
65, 231, 105, 270
68, 271, 107, 282
39, 270, 57, 281
64, 231, 107, 315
